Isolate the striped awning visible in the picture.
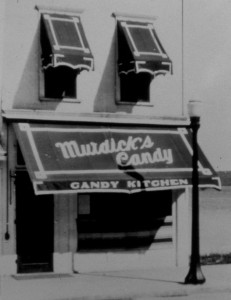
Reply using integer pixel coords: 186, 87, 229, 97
116, 16, 172, 76
40, 12, 94, 71
14, 122, 221, 195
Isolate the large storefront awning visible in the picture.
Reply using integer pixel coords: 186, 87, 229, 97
14, 122, 221, 195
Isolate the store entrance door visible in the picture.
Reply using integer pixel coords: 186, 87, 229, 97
16, 171, 54, 273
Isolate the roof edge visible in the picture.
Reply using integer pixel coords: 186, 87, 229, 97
2, 109, 189, 127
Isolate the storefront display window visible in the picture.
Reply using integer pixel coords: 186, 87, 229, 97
77, 191, 173, 251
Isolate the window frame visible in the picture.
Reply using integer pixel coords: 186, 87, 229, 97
39, 66, 81, 103
115, 72, 154, 106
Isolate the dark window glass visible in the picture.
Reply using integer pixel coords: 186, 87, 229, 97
44, 66, 78, 99
120, 72, 153, 102
77, 191, 172, 251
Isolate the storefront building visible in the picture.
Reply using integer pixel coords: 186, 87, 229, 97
0, 0, 221, 275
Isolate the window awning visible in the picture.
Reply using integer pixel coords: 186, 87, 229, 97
14, 122, 221, 195
41, 12, 94, 70
116, 16, 172, 76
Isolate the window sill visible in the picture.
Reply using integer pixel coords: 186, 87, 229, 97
116, 100, 154, 107
40, 97, 82, 103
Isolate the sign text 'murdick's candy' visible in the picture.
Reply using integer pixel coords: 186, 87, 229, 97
55, 135, 173, 167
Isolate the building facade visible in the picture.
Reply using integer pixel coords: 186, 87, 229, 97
0, 0, 220, 275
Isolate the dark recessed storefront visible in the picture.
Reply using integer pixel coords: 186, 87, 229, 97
15, 171, 54, 273
77, 191, 172, 251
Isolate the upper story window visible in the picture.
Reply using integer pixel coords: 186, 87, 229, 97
40, 10, 94, 100
113, 13, 172, 104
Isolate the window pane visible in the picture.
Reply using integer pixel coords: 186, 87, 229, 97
44, 67, 77, 99
120, 72, 152, 102
77, 191, 172, 251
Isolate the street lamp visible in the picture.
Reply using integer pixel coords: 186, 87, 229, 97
184, 100, 206, 285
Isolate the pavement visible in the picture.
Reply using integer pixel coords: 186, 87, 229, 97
1, 187, 231, 300
200, 186, 231, 256
2, 264, 231, 300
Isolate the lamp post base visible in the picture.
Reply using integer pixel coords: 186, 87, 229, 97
184, 264, 206, 284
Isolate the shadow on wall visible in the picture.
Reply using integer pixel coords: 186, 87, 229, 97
12, 22, 60, 111
93, 29, 134, 114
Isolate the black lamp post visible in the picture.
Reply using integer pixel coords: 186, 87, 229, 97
184, 100, 206, 285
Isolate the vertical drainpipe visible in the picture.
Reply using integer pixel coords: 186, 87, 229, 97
181, 0, 185, 116
0, 1, 8, 241
0, 0, 5, 103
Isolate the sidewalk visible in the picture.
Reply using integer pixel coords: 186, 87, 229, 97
1, 187, 230, 300
2, 264, 231, 300
200, 186, 231, 256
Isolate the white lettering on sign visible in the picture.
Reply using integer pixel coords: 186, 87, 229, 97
70, 181, 120, 190
127, 179, 188, 189
55, 134, 173, 167
55, 135, 154, 159
116, 148, 173, 166
70, 179, 188, 191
